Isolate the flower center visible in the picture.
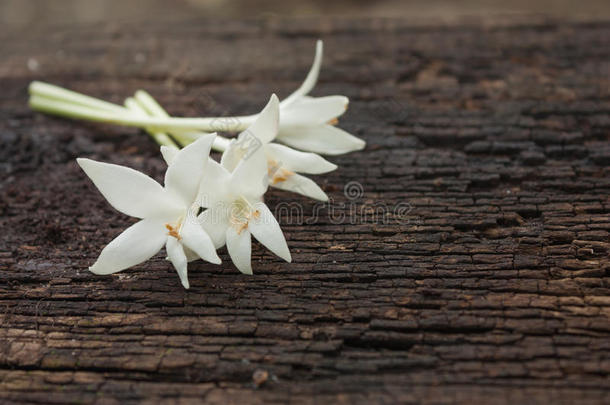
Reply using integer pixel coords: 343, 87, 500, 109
165, 215, 185, 240
229, 196, 260, 234
267, 159, 295, 185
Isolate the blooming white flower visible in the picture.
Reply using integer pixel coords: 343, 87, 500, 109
196, 96, 292, 275
220, 95, 338, 201
274, 40, 365, 155
26, 40, 370, 287
159, 94, 337, 202
77, 134, 221, 289
28, 40, 365, 156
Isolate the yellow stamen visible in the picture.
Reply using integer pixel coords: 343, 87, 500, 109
230, 196, 259, 234
271, 168, 295, 185
267, 159, 279, 177
165, 223, 181, 240
237, 222, 248, 235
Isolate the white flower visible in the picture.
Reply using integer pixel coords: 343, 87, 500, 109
77, 134, 221, 289
275, 40, 365, 155
196, 97, 292, 275
28, 40, 365, 156
161, 95, 338, 202
222, 95, 338, 201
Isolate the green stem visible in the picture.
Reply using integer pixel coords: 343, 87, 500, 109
29, 86, 255, 132
133, 91, 231, 152
28, 82, 244, 152
29, 81, 128, 114
124, 98, 179, 148
132, 90, 199, 147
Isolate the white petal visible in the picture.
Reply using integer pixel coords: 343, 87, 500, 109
160, 145, 179, 165
180, 216, 221, 264
198, 159, 231, 207
184, 246, 200, 262
89, 218, 166, 275
248, 202, 292, 262
271, 172, 329, 202
226, 227, 252, 275
222, 96, 279, 196
265, 143, 336, 174
198, 205, 230, 248
164, 133, 215, 207
77, 158, 183, 219
219, 139, 240, 173
166, 236, 189, 289
281, 95, 348, 127
239, 94, 279, 144
230, 142, 269, 199
280, 40, 323, 108
277, 124, 365, 156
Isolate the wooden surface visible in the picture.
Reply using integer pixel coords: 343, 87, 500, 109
1, 17, 610, 404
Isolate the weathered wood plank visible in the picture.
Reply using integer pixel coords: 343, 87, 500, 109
0, 17, 609, 404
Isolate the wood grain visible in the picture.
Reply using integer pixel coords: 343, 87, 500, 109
0, 17, 609, 404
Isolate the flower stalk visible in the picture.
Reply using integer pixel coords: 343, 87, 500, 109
29, 92, 249, 133
27, 39, 368, 287
28, 40, 365, 155
30, 84, 238, 150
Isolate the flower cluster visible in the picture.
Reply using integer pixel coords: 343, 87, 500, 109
28, 40, 365, 288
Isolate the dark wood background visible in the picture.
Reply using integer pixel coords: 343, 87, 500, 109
1, 7, 609, 405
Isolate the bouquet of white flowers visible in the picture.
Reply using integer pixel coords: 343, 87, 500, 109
28, 40, 365, 288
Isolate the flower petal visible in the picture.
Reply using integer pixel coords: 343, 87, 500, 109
166, 236, 189, 289
281, 95, 349, 127
219, 139, 242, 173
277, 124, 365, 156
230, 142, 269, 199
271, 172, 329, 202
184, 246, 200, 262
226, 227, 252, 275
265, 143, 337, 174
89, 218, 166, 275
164, 133, 216, 207
223, 96, 280, 197
160, 145, 179, 165
77, 158, 183, 219
180, 215, 221, 264
248, 202, 292, 262
280, 40, 323, 108
198, 205, 230, 248
239, 94, 279, 144
198, 159, 231, 207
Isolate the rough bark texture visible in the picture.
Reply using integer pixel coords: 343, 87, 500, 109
1, 17, 609, 404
